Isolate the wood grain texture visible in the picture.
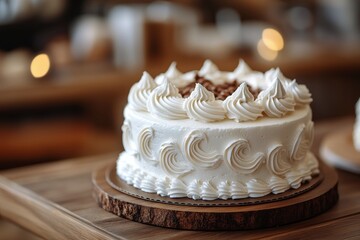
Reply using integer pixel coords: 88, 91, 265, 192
0, 176, 121, 240
0, 118, 359, 239
93, 163, 338, 230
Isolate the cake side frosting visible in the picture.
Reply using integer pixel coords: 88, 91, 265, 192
117, 105, 319, 200
117, 59, 319, 200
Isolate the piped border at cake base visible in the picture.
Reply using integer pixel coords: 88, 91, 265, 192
106, 163, 322, 207
92, 161, 338, 230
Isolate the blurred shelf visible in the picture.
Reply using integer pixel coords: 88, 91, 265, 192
0, 45, 359, 167
0, 64, 140, 109
1, 45, 359, 109
0, 118, 121, 169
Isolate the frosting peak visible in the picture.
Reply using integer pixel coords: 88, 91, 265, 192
223, 83, 264, 122
189, 83, 215, 101
199, 60, 219, 76
138, 71, 157, 90
184, 84, 225, 122
232, 82, 255, 102
129, 60, 312, 122
147, 78, 187, 119
233, 59, 251, 77
268, 78, 287, 99
155, 62, 194, 88
128, 71, 157, 111
265, 68, 289, 83
152, 77, 181, 97
165, 62, 182, 79
286, 80, 313, 106
257, 78, 295, 118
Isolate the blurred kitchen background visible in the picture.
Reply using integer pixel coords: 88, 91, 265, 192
0, 0, 359, 170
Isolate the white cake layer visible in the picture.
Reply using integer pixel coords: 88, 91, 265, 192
117, 105, 319, 200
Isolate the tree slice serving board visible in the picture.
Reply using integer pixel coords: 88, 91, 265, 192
92, 162, 338, 230
320, 127, 360, 174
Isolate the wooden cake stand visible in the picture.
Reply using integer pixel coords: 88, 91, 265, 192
92, 161, 338, 230
320, 127, 360, 174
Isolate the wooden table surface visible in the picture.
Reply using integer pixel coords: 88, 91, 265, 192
0, 117, 359, 240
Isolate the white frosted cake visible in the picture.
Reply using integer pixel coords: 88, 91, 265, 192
117, 60, 319, 200
354, 98, 360, 152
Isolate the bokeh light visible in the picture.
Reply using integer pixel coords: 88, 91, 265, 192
30, 54, 50, 78
257, 39, 278, 61
262, 28, 284, 51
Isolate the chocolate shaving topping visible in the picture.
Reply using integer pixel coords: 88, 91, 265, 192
179, 75, 259, 100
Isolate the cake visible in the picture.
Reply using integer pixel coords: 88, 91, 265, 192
354, 98, 360, 151
116, 60, 319, 200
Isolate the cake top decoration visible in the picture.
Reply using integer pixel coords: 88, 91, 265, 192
127, 59, 312, 123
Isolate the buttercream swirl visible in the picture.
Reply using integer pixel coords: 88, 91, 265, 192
187, 179, 202, 200
183, 130, 221, 168
155, 177, 170, 197
265, 68, 312, 106
201, 181, 218, 200
285, 80, 312, 106
291, 124, 307, 162
247, 179, 271, 198
307, 154, 320, 175
285, 171, 303, 189
184, 84, 225, 122
147, 77, 187, 119
154, 62, 182, 85
218, 181, 231, 200
168, 178, 187, 198
133, 170, 146, 188
269, 176, 290, 194
291, 121, 314, 162
198, 60, 228, 85
224, 139, 265, 173
231, 59, 252, 79
138, 127, 157, 165
242, 72, 267, 90
298, 165, 312, 182
159, 141, 193, 177
264, 68, 289, 83
128, 71, 157, 111
121, 121, 137, 155
230, 181, 248, 199
155, 62, 195, 88
223, 83, 264, 122
122, 164, 135, 184
267, 144, 291, 176
306, 121, 314, 147
140, 175, 156, 193
257, 78, 295, 117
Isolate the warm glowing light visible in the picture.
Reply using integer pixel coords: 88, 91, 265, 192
257, 39, 278, 61
262, 28, 284, 51
30, 54, 50, 78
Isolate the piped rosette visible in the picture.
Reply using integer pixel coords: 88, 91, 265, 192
285, 80, 313, 106
264, 68, 312, 106
128, 71, 157, 111
198, 60, 229, 85
230, 59, 253, 84
257, 78, 295, 118
127, 59, 312, 122
147, 77, 187, 120
184, 83, 226, 122
223, 82, 264, 122
155, 62, 195, 88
